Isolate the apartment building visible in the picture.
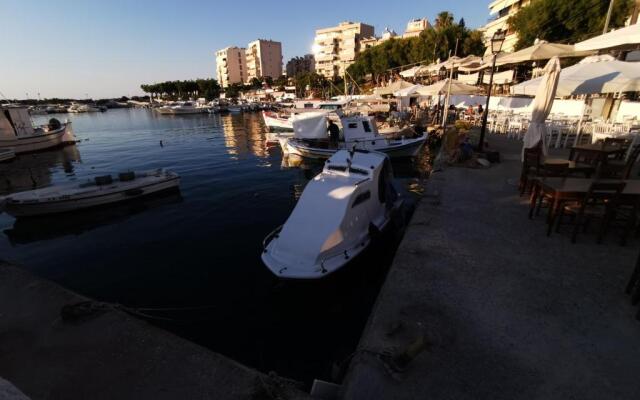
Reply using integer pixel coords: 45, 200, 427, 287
480, 0, 532, 54
285, 54, 315, 77
215, 47, 247, 88
313, 21, 375, 79
402, 18, 431, 38
245, 39, 283, 83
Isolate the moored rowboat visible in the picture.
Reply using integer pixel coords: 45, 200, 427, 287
1, 169, 180, 217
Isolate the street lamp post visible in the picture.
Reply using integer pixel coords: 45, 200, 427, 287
478, 29, 506, 152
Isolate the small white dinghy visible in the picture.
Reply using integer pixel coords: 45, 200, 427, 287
1, 169, 180, 217
262, 149, 402, 279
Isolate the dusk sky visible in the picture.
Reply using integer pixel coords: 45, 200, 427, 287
0, 0, 489, 99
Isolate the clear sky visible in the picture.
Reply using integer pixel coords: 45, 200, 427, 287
0, 0, 489, 99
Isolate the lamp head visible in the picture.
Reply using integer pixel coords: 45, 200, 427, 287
491, 29, 506, 55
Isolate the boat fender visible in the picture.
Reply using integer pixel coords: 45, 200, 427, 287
368, 222, 382, 239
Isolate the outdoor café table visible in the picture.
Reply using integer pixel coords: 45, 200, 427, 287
543, 158, 595, 177
528, 177, 640, 235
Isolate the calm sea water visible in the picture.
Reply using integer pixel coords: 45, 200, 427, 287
0, 108, 430, 384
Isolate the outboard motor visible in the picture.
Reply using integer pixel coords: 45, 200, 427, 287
48, 118, 61, 130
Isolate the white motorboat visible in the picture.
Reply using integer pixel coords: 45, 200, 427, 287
262, 110, 294, 132
282, 113, 427, 159
1, 106, 76, 153
1, 169, 180, 217
67, 103, 101, 113
155, 101, 206, 115
0, 148, 15, 162
262, 149, 402, 279
28, 106, 48, 115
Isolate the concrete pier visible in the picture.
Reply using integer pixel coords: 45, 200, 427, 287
0, 262, 310, 400
341, 135, 640, 399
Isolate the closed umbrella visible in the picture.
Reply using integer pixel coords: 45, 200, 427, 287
522, 57, 561, 158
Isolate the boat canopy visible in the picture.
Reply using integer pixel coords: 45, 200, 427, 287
1, 107, 35, 138
291, 112, 329, 139
342, 116, 380, 141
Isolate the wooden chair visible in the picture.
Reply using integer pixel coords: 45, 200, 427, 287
555, 181, 626, 243
600, 144, 640, 180
533, 161, 570, 218
519, 146, 541, 196
603, 137, 631, 160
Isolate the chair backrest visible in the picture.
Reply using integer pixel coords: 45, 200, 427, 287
523, 147, 541, 172
604, 137, 628, 147
542, 162, 570, 178
623, 144, 640, 179
583, 181, 626, 206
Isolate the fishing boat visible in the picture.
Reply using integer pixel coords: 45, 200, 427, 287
0, 106, 76, 153
282, 113, 426, 159
262, 149, 402, 279
0, 148, 15, 162
155, 101, 206, 115
0, 169, 180, 217
262, 110, 293, 132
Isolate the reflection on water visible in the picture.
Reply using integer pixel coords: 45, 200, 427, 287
0, 108, 431, 385
0, 145, 81, 194
5, 189, 183, 245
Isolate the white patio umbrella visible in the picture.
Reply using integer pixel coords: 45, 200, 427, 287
512, 55, 640, 96
495, 41, 591, 66
415, 79, 479, 96
393, 84, 424, 97
399, 66, 421, 78
373, 79, 415, 96
575, 23, 640, 52
522, 57, 561, 158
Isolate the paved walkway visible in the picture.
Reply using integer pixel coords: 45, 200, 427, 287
0, 263, 309, 400
341, 135, 640, 400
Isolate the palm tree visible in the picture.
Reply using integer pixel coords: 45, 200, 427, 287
435, 11, 454, 30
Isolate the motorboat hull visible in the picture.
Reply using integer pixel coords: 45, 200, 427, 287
0, 148, 15, 162
262, 111, 293, 132
285, 135, 427, 159
155, 108, 206, 115
2, 172, 180, 217
0, 124, 74, 154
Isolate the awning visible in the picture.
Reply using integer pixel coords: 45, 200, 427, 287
495, 41, 591, 66
416, 79, 480, 96
399, 66, 421, 78
457, 72, 480, 85
575, 23, 640, 52
482, 70, 515, 85
511, 55, 640, 96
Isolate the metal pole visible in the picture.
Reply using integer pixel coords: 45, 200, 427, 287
478, 53, 497, 152
603, 0, 615, 34
442, 39, 459, 127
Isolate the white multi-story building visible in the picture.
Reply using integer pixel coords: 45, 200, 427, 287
313, 21, 375, 79
245, 39, 283, 83
216, 47, 247, 88
402, 18, 431, 38
480, 0, 532, 54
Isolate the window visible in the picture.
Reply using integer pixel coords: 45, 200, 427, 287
352, 191, 371, 208
348, 122, 358, 129
362, 120, 372, 132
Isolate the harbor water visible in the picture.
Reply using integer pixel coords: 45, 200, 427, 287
0, 108, 430, 384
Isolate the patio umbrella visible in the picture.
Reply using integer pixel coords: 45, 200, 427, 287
522, 57, 561, 157
373, 79, 414, 96
511, 55, 640, 96
393, 84, 425, 97
575, 23, 640, 52
399, 66, 421, 78
415, 79, 479, 96
495, 41, 591, 67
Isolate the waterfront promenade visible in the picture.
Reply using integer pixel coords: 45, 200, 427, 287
342, 135, 640, 399
0, 263, 310, 400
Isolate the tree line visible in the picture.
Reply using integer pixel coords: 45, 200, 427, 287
140, 79, 221, 101
508, 0, 634, 50
347, 12, 486, 83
